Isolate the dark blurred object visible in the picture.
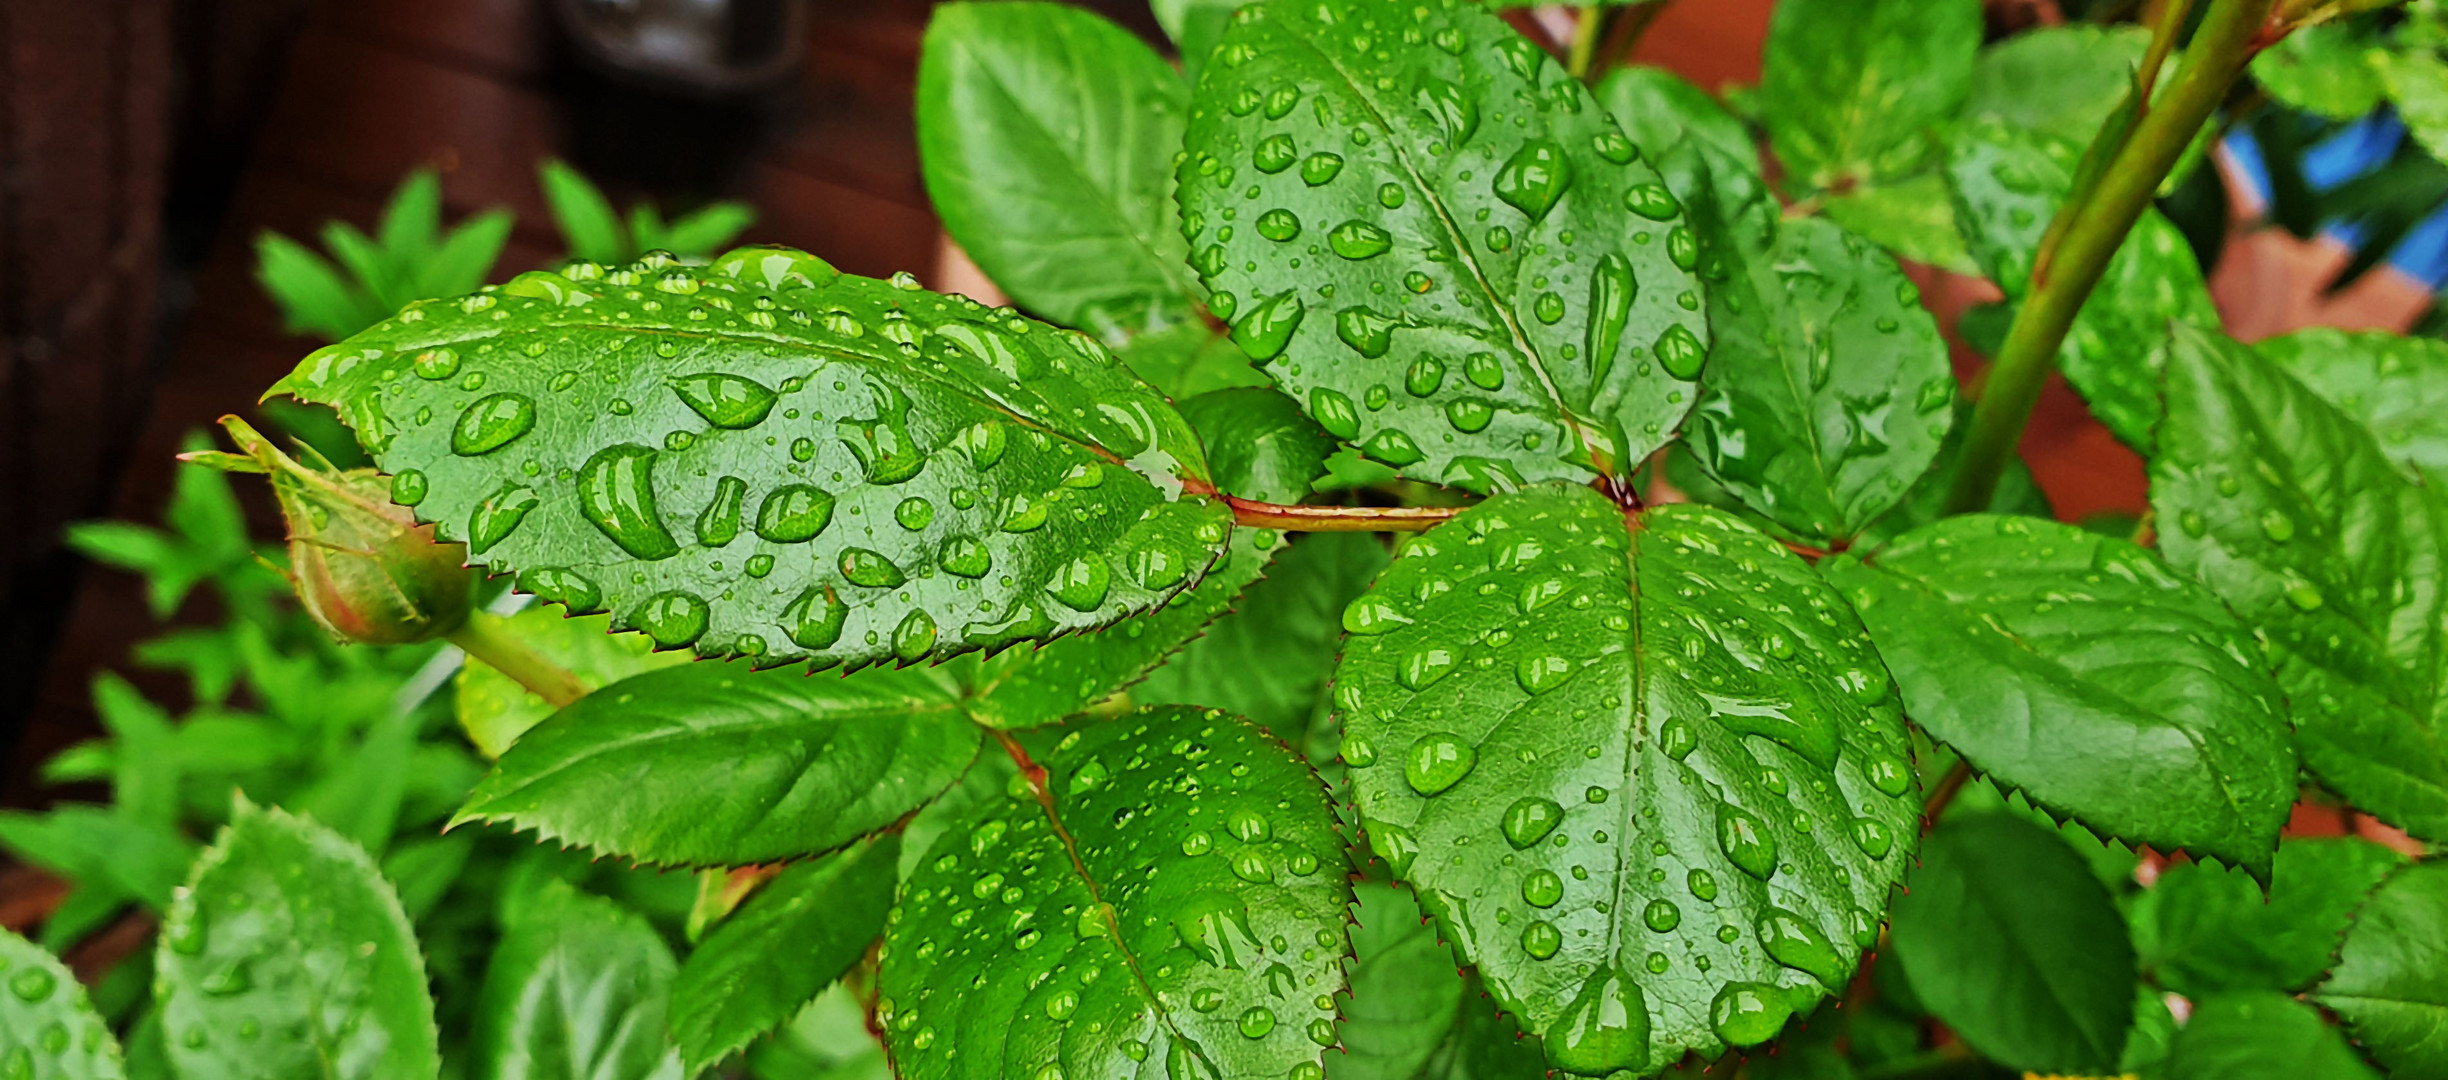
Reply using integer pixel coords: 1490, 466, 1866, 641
548, 0, 806, 96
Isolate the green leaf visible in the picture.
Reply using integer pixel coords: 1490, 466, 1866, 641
1760, 0, 1982, 190
475, 879, 685, 1080
878, 706, 1353, 1080
1152, 0, 1240, 82
0, 807, 198, 911
1114, 320, 1268, 399
2167, 992, 2381, 1080
92, 673, 178, 829
376, 169, 442, 256
1849, 401, 2052, 549
455, 661, 982, 866
671, 836, 899, 1073
2315, 858, 2448, 1076
271, 246, 1232, 670
1328, 882, 1468, 1080
1176, 387, 1337, 505
1818, 174, 1978, 275
2151, 326, 2448, 841
1592, 67, 1772, 241
2256, 328, 2448, 479
1682, 216, 1954, 544
255, 231, 381, 341
418, 207, 515, 302
155, 800, 440, 1078
2378, 46, 2448, 163
1961, 25, 2151, 147
0, 929, 127, 1079
1179, 0, 1712, 491
2255, 20, 2389, 119
1407, 998, 1544, 1080
1336, 489, 1920, 1073
1141, 530, 1388, 744
455, 609, 690, 758
2133, 837, 2408, 997
918, 3, 1201, 330
1822, 514, 2297, 873
1888, 811, 2135, 1075
539, 160, 630, 265
659, 202, 758, 259
1944, 121, 2220, 453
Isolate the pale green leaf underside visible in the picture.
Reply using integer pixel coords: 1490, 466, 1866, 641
156, 801, 440, 1079
1824, 514, 2298, 874
0, 930, 125, 1080
2314, 858, 2448, 1077
271, 246, 1229, 671
2257, 327, 2448, 479
878, 706, 1353, 1080
475, 879, 685, 1080
1336, 490, 1919, 1075
2152, 327, 2448, 842
1178, 0, 1711, 492
1761, 0, 1983, 190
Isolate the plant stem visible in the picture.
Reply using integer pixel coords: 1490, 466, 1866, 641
1596, 0, 1674, 75
1226, 496, 1459, 533
1566, 5, 1611, 80
1922, 760, 1974, 826
1943, 0, 2277, 515
446, 610, 587, 708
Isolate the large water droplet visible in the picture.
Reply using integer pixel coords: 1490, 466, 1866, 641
1851, 817, 1894, 859
785, 586, 848, 649
635, 591, 710, 647
1716, 804, 1778, 879
1404, 734, 1476, 795
389, 470, 429, 507
1643, 899, 1680, 932
1397, 646, 1457, 690
1545, 969, 1648, 1074
670, 372, 778, 428
521, 568, 601, 613
942, 536, 992, 578
1515, 654, 1573, 694
1415, 78, 1477, 144
412, 348, 460, 380
840, 385, 927, 484
1405, 357, 1445, 396
1757, 907, 1846, 990
1328, 220, 1392, 260
1655, 325, 1706, 380
1257, 208, 1302, 242
893, 610, 939, 661
1522, 870, 1563, 908
755, 484, 837, 544
2259, 508, 2296, 543
1622, 184, 1681, 221
1709, 982, 1794, 1048
452, 393, 536, 456
1367, 821, 1418, 874
1232, 292, 1306, 363
1503, 797, 1562, 848
1335, 306, 1397, 358
1362, 430, 1425, 467
1585, 254, 1635, 384
1310, 387, 1360, 438
1444, 399, 1493, 433
1048, 554, 1113, 611
1493, 141, 1573, 221
1254, 133, 1298, 174
1342, 596, 1408, 635
1465, 352, 1506, 390
1238, 1006, 1278, 1039
695, 476, 746, 546
469, 482, 541, 555
577, 444, 680, 559
1300, 153, 1344, 186
1520, 920, 1562, 960
842, 548, 907, 588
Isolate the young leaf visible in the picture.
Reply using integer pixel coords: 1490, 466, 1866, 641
255, 231, 381, 341
670, 836, 900, 1073
418, 207, 515, 302
1175, 388, 1337, 506
2314, 857, 2448, 1077
1960, 25, 2152, 148
0, 929, 127, 1079
1330, 882, 1465, 1080
658, 202, 758, 259
2133, 837, 2408, 997
2256, 328, 2448, 478
878, 706, 1353, 1080
1818, 174, 1978, 275
454, 662, 982, 866
1760, 0, 1983, 190
474, 879, 686, 1080
1944, 121, 2219, 452
2167, 992, 2381, 1080
1822, 515, 2298, 874
156, 800, 441, 1078
1140, 530, 1389, 743
917, 2, 1202, 330
1888, 812, 2136, 1075
2152, 326, 2448, 842
1178, 0, 1712, 491
1682, 216, 1954, 544
1335, 489, 1920, 1073
271, 247, 1232, 670
539, 160, 630, 265
455, 609, 690, 758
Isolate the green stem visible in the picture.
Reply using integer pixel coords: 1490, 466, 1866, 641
447, 610, 587, 708
1566, 6, 1611, 80
1944, 0, 2277, 515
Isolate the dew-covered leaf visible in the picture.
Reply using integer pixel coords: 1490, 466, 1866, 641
917, 3, 1204, 329
1593, 67, 1774, 244
2167, 992, 2380, 1080
1960, 25, 2151, 147
2256, 328, 2448, 479
671, 836, 900, 1073
1760, 0, 1983, 190
1818, 174, 1977, 274
877, 706, 1352, 1080
1681, 215, 1954, 545
0, 929, 126, 1080
2314, 858, 2448, 1077
1823, 514, 2298, 873
1889, 811, 2135, 1075
1115, 320, 1268, 400
1178, 0, 1711, 491
270, 247, 1231, 670
1335, 488, 1919, 1074
1944, 121, 2219, 453
1849, 401, 2051, 550
2151, 326, 2448, 842
2132, 837, 2408, 997
455, 608, 689, 758
474, 879, 685, 1080
156, 799, 440, 1079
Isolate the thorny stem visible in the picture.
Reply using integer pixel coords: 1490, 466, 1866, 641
1181, 480, 1462, 532
1944, 0, 2279, 515
1922, 760, 1974, 828
446, 610, 587, 709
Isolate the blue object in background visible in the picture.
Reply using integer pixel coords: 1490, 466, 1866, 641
2223, 112, 2448, 288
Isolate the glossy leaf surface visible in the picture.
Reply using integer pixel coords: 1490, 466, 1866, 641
1848, 404, 2051, 549
0, 929, 125, 1080
1760, 0, 1982, 189
2314, 858, 2448, 1077
1823, 515, 2297, 873
1888, 812, 2135, 1075
1945, 122, 2219, 452
1337, 489, 1919, 1074
1683, 216, 1954, 544
917, 3, 1203, 329
671, 836, 900, 1072
2134, 837, 2408, 997
1593, 67, 1773, 245
878, 706, 1352, 1080
156, 801, 440, 1079
2152, 327, 2448, 841
474, 879, 684, 1080
2166, 992, 2380, 1080
2257, 327, 2448, 478
1178, 0, 1711, 490
272, 247, 1230, 670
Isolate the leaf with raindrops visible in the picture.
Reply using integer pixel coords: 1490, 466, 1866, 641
1332, 488, 1919, 1075
1177, 0, 1711, 493
269, 246, 1232, 671
877, 706, 1353, 1080
1944, 120, 2220, 454
473, 878, 686, 1078
1760, 0, 1984, 191
2312, 857, 2448, 1078
2256, 328, 2448, 480
155, 799, 441, 1078
1823, 514, 2298, 876
0, 928, 125, 1080
2152, 325, 2448, 845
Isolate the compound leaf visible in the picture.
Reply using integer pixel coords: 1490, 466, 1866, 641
2152, 326, 2448, 842
1178, 0, 1711, 491
2257, 328, 2448, 479
2134, 837, 2408, 997
1761, 0, 1983, 190
474, 879, 684, 1080
270, 246, 1231, 671
1889, 811, 2135, 1075
1823, 515, 2298, 874
670, 836, 900, 1073
2315, 858, 2448, 1077
156, 799, 440, 1079
0, 929, 126, 1080
2166, 992, 2380, 1080
878, 706, 1353, 1080
1336, 489, 1920, 1074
